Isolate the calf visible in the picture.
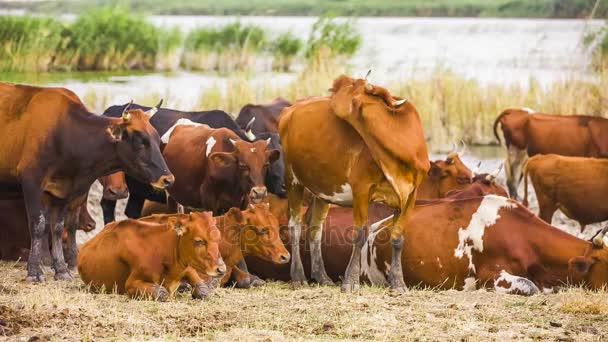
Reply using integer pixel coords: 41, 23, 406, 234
163, 125, 280, 215
417, 151, 472, 199
77, 211, 224, 301
523, 154, 608, 233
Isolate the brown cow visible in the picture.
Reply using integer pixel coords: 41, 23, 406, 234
0, 83, 174, 282
250, 195, 608, 294
77, 211, 224, 301
280, 74, 429, 292
493, 108, 608, 199
247, 180, 506, 282
417, 152, 472, 199
98, 172, 129, 201
236, 97, 292, 134
523, 154, 608, 233
163, 125, 280, 215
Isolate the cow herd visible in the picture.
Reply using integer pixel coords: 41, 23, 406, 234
0, 75, 607, 302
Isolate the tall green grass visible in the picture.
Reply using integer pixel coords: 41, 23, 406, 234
305, 16, 361, 61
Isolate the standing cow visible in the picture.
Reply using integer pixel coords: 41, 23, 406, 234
523, 154, 608, 233
493, 108, 608, 199
0, 83, 173, 282
280, 75, 429, 292
236, 97, 291, 134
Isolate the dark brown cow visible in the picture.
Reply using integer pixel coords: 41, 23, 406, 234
280, 74, 429, 292
163, 125, 279, 215
523, 154, 608, 233
0, 83, 173, 282
249, 195, 608, 294
417, 152, 472, 199
77, 211, 224, 301
236, 97, 291, 134
493, 107, 608, 199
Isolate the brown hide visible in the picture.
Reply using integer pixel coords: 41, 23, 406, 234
417, 152, 472, 199
523, 154, 608, 231
163, 125, 279, 215
77, 211, 223, 300
98, 172, 128, 200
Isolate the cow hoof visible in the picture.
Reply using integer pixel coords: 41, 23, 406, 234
291, 280, 308, 289
25, 274, 46, 283
54, 271, 73, 281
340, 282, 360, 293
152, 285, 169, 302
192, 283, 213, 300
390, 285, 407, 293
249, 276, 266, 287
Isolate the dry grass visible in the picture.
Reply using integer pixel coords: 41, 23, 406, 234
0, 262, 607, 341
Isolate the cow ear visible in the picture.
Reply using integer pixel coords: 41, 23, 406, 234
106, 122, 127, 143
226, 207, 244, 224
168, 217, 186, 236
209, 152, 236, 168
266, 149, 280, 163
568, 256, 595, 275
428, 162, 441, 178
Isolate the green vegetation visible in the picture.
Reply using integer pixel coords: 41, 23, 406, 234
5, 0, 608, 18
305, 16, 360, 61
270, 32, 302, 71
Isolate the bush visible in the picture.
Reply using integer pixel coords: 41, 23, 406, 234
304, 15, 361, 60
269, 32, 302, 71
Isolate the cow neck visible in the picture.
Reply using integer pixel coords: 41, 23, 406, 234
165, 229, 188, 278
218, 215, 244, 266
66, 112, 124, 188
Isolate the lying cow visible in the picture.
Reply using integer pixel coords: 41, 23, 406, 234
141, 204, 289, 298
247, 178, 507, 283
78, 211, 224, 301
249, 195, 608, 294
163, 125, 280, 215
493, 107, 608, 200
523, 154, 608, 233
417, 151, 472, 199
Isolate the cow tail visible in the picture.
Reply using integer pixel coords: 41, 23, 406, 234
522, 159, 530, 207
493, 110, 509, 145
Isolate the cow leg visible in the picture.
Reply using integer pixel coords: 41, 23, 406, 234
124, 193, 145, 219
22, 179, 47, 283
125, 272, 168, 301
100, 198, 117, 224
388, 185, 417, 292
493, 270, 539, 296
183, 267, 215, 299
48, 204, 72, 281
286, 174, 307, 288
307, 197, 333, 286
504, 145, 528, 200
537, 202, 556, 225
341, 191, 370, 293
63, 207, 79, 270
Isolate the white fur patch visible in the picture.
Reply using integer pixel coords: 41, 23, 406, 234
463, 277, 477, 291
317, 183, 353, 205
205, 136, 217, 157
521, 107, 535, 113
494, 270, 539, 295
250, 148, 256, 153
161, 118, 202, 144
360, 215, 393, 286
543, 287, 555, 294
245, 130, 256, 141
454, 195, 516, 273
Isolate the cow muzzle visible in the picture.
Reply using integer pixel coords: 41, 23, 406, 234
207, 259, 227, 277
150, 174, 175, 190
249, 186, 267, 203
103, 187, 129, 200
277, 252, 290, 264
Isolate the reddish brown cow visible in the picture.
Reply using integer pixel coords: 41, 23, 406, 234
78, 211, 224, 301
494, 108, 608, 199
523, 154, 608, 233
417, 152, 472, 199
163, 125, 279, 215
249, 196, 608, 294
236, 97, 291, 134
98, 172, 129, 201
0, 83, 173, 282
280, 75, 429, 292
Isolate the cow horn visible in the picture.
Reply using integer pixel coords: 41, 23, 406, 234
144, 98, 163, 118
459, 140, 467, 156
265, 137, 271, 146
471, 161, 482, 176
229, 138, 238, 146
245, 117, 256, 131
592, 226, 608, 247
364, 69, 372, 80
122, 99, 133, 121
394, 98, 407, 106
487, 163, 503, 181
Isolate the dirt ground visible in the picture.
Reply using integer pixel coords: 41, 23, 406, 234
0, 261, 606, 341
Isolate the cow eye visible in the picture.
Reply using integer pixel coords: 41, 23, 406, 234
194, 239, 206, 246
239, 164, 249, 170
255, 228, 268, 235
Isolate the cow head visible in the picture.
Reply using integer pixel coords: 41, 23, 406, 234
170, 211, 225, 277
227, 204, 289, 264
208, 137, 280, 204
77, 201, 96, 232
257, 133, 286, 198
419, 152, 472, 199
106, 100, 174, 191
98, 171, 128, 200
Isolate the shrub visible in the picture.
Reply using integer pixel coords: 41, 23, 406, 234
304, 15, 361, 60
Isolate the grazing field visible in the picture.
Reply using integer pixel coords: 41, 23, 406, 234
0, 262, 606, 341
